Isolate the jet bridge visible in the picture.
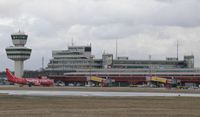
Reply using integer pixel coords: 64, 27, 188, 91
87, 76, 114, 87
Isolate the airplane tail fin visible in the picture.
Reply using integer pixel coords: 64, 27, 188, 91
5, 68, 16, 81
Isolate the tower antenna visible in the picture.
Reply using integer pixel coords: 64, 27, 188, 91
42, 56, 44, 70
72, 37, 74, 46
177, 40, 179, 61
116, 39, 118, 59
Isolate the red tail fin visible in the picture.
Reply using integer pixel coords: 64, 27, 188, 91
5, 68, 16, 82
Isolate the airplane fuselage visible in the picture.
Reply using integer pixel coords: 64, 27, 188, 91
6, 68, 54, 87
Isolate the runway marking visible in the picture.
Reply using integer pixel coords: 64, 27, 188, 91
1, 90, 200, 97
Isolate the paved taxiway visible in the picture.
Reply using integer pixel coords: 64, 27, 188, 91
1, 90, 200, 97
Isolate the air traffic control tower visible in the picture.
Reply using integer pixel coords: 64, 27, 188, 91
5, 31, 32, 77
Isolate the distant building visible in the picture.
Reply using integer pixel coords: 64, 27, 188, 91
45, 45, 194, 74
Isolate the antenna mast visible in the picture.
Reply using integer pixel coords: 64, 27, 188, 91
42, 56, 44, 70
116, 40, 118, 59
177, 40, 179, 60
72, 37, 74, 46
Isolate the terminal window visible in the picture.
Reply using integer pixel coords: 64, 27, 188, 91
85, 47, 91, 52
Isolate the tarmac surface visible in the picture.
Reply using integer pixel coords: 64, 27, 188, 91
1, 90, 200, 97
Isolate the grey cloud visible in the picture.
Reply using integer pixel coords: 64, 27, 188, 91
1, 0, 200, 27
1, 0, 200, 70
149, 0, 200, 27
0, 0, 23, 17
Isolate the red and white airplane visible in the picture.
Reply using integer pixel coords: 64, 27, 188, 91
6, 68, 54, 87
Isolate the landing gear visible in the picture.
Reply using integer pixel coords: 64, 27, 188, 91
28, 82, 34, 87
19, 84, 24, 87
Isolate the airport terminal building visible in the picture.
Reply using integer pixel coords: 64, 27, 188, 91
45, 45, 194, 72
43, 45, 200, 87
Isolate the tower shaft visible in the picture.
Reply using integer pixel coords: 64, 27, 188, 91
14, 61, 24, 77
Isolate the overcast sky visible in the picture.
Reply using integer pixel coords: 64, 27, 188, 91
0, 0, 200, 71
